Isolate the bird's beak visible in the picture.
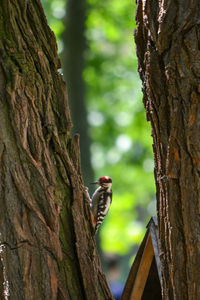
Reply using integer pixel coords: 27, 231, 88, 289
90, 180, 99, 185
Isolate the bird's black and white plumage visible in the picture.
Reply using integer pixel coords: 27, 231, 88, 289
90, 176, 112, 233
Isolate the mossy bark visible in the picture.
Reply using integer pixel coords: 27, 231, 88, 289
135, 1, 200, 299
0, 1, 113, 299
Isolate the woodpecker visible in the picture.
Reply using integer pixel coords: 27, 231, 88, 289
89, 176, 112, 233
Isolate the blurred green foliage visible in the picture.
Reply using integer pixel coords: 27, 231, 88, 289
41, 0, 155, 256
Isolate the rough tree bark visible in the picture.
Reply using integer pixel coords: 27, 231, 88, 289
135, 1, 200, 299
0, 1, 113, 299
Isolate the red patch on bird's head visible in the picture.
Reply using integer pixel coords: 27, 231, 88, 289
99, 176, 112, 184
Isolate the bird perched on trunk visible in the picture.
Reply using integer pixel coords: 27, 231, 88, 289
88, 176, 112, 234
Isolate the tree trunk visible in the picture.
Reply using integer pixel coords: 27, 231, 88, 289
135, 1, 200, 299
0, 1, 113, 299
62, 0, 104, 263
62, 0, 94, 188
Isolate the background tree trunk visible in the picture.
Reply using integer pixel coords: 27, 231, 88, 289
62, 0, 94, 188
0, 1, 113, 299
135, 1, 200, 299
62, 0, 104, 265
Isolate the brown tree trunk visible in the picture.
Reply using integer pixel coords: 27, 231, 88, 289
0, 1, 113, 299
135, 1, 200, 299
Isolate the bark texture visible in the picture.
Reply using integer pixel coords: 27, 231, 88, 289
135, 1, 200, 299
0, 1, 113, 299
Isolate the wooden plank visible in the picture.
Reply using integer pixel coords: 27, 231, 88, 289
130, 235, 154, 300
121, 230, 150, 300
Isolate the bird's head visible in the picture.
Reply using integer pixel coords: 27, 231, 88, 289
91, 176, 112, 188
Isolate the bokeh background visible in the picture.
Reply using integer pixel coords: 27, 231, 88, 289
41, 0, 156, 298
